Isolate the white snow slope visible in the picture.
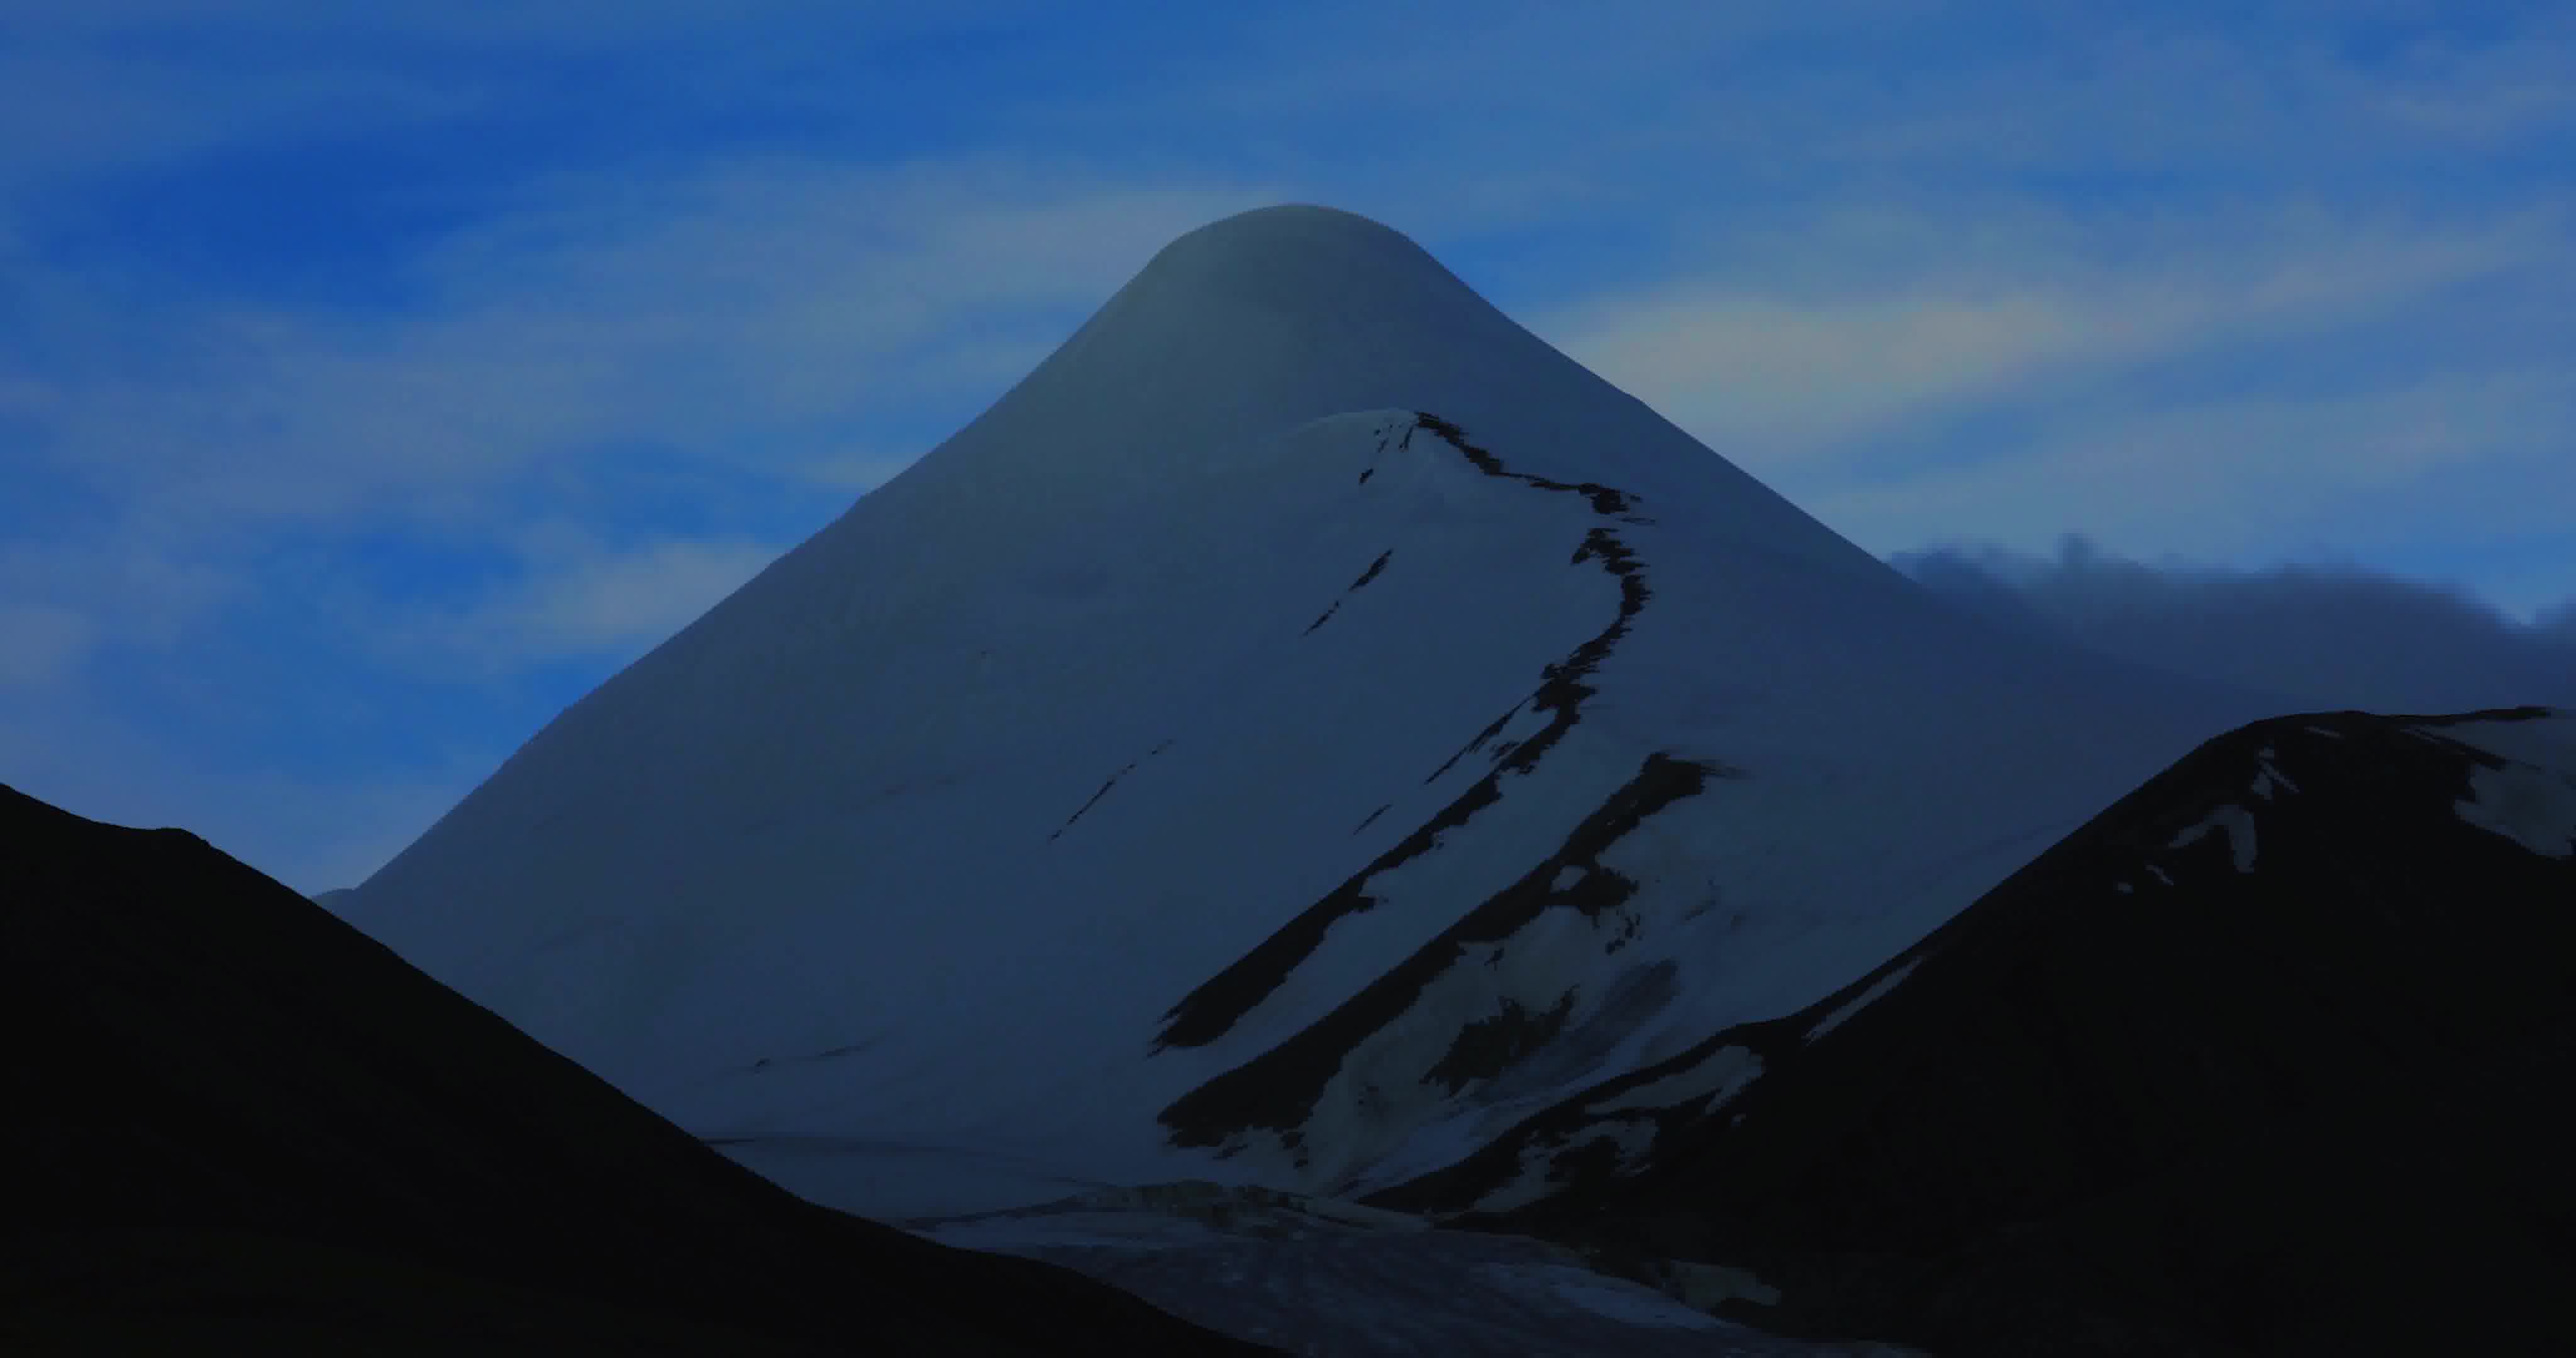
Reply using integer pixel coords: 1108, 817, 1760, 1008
337, 206, 2275, 1218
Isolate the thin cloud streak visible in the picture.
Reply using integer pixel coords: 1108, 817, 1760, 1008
12, 167, 1277, 659
392, 538, 792, 670
0, 604, 95, 690
1806, 363, 2576, 588
1543, 201, 2567, 456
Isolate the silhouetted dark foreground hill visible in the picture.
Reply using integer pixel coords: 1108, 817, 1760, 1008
0, 783, 1270, 1356
1386, 707, 2576, 1355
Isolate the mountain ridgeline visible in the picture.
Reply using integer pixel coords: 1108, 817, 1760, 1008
0, 783, 1267, 1355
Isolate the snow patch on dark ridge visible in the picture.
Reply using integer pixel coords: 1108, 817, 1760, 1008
1157, 751, 1726, 1154
1381, 706, 2576, 1357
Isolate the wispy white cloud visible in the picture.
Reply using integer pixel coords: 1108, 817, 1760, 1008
1543, 201, 2568, 456
1805, 362, 2576, 573
390, 536, 791, 668
1521, 186, 2573, 617
13, 164, 1278, 661
798, 444, 923, 492
0, 33, 482, 200
0, 692, 497, 893
407, 161, 1276, 424
7, 136, 1285, 899
2360, 6, 2576, 139
0, 536, 246, 670
0, 604, 94, 690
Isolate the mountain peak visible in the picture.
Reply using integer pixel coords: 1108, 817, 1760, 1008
1154, 203, 1428, 259
1175, 202, 1412, 241
819, 204, 1884, 589
1121, 204, 1456, 313
1055, 202, 1502, 394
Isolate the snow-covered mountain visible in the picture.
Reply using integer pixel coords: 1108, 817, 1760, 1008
336, 204, 2278, 1218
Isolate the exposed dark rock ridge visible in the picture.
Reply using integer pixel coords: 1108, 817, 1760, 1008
1304, 549, 1395, 634
1413, 411, 1649, 519
1154, 414, 1752, 1169
1052, 739, 1176, 842
1153, 412, 1678, 1057
0, 783, 1268, 1355
1160, 753, 1725, 1158
1425, 699, 1529, 785
1348, 548, 1394, 592
1148, 412, 1737, 1160
1379, 708, 2576, 1355
1424, 993, 1580, 1095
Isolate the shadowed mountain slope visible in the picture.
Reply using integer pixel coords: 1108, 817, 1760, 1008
0, 783, 1267, 1356
1381, 708, 2576, 1355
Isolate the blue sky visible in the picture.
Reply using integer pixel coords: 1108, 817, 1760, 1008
4, 1, 2571, 891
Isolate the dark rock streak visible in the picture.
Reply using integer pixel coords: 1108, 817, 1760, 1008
1154, 414, 1729, 1159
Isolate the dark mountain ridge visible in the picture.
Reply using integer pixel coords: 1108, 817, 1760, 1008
1379, 707, 2576, 1354
0, 781, 1267, 1355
